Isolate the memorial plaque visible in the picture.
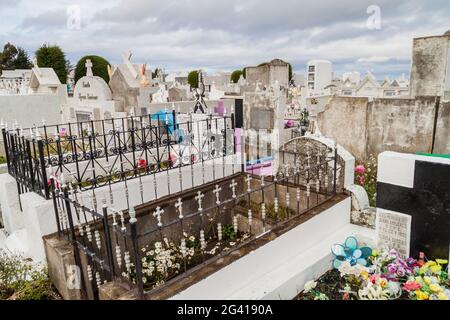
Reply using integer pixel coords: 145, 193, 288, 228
250, 109, 274, 130
377, 209, 411, 258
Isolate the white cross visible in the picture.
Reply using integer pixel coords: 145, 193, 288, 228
153, 206, 164, 227
195, 191, 204, 211
229, 179, 237, 198
175, 197, 183, 219
245, 174, 252, 192
85, 59, 93, 77
213, 184, 222, 205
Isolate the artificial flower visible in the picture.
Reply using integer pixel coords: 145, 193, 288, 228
403, 280, 421, 292
415, 290, 429, 300
429, 283, 442, 293
303, 280, 317, 293
355, 165, 365, 174
438, 292, 449, 300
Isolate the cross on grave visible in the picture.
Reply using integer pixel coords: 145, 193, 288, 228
85, 59, 93, 77
229, 179, 237, 199
213, 184, 222, 205
153, 206, 164, 227
195, 191, 205, 211
245, 174, 252, 192
175, 197, 183, 219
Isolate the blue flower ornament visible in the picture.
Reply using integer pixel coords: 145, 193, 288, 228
331, 236, 372, 269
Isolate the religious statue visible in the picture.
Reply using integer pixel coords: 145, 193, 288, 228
140, 63, 150, 87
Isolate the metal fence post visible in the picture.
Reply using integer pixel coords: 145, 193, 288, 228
101, 199, 116, 280
2, 128, 11, 173
62, 185, 87, 299
50, 177, 62, 236
37, 138, 50, 199
129, 207, 144, 298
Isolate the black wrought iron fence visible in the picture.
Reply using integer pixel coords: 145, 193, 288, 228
2, 112, 236, 200
51, 143, 339, 300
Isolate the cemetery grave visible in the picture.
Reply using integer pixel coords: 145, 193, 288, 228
39, 126, 344, 299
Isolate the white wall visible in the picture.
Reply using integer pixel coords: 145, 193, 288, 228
0, 94, 62, 129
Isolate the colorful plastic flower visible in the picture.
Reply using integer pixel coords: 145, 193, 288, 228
331, 236, 372, 269
438, 292, 449, 300
415, 290, 429, 300
355, 165, 366, 174
429, 283, 442, 293
303, 280, 317, 293
403, 280, 422, 292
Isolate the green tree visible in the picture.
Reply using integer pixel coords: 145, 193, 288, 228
35, 44, 69, 84
0, 43, 32, 74
230, 70, 243, 83
74, 55, 111, 84
187, 70, 199, 89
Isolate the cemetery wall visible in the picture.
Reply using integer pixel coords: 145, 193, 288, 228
434, 101, 450, 154
410, 35, 450, 97
316, 96, 450, 160
366, 96, 437, 156
316, 96, 369, 160
0, 94, 62, 156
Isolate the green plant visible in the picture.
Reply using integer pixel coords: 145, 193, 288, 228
0, 249, 60, 300
222, 224, 236, 240
187, 70, 199, 89
0, 43, 33, 73
35, 44, 69, 84
355, 154, 377, 206
74, 55, 111, 84
230, 70, 243, 83
0, 156, 6, 164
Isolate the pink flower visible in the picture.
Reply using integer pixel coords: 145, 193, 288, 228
402, 280, 421, 292
357, 175, 365, 185
370, 274, 378, 284
355, 165, 366, 174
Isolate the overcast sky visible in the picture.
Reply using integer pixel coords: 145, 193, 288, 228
1, 0, 449, 79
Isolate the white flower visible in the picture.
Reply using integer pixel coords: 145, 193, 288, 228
338, 261, 352, 276
149, 250, 154, 255
167, 261, 173, 267
155, 248, 160, 254
189, 236, 195, 242
155, 242, 162, 249
304, 280, 317, 293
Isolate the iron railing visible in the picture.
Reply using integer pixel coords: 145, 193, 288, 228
51, 144, 340, 299
2, 112, 236, 200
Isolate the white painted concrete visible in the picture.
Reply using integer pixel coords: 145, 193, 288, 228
171, 197, 376, 300
0, 173, 25, 232
0, 153, 242, 262
377, 151, 450, 188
